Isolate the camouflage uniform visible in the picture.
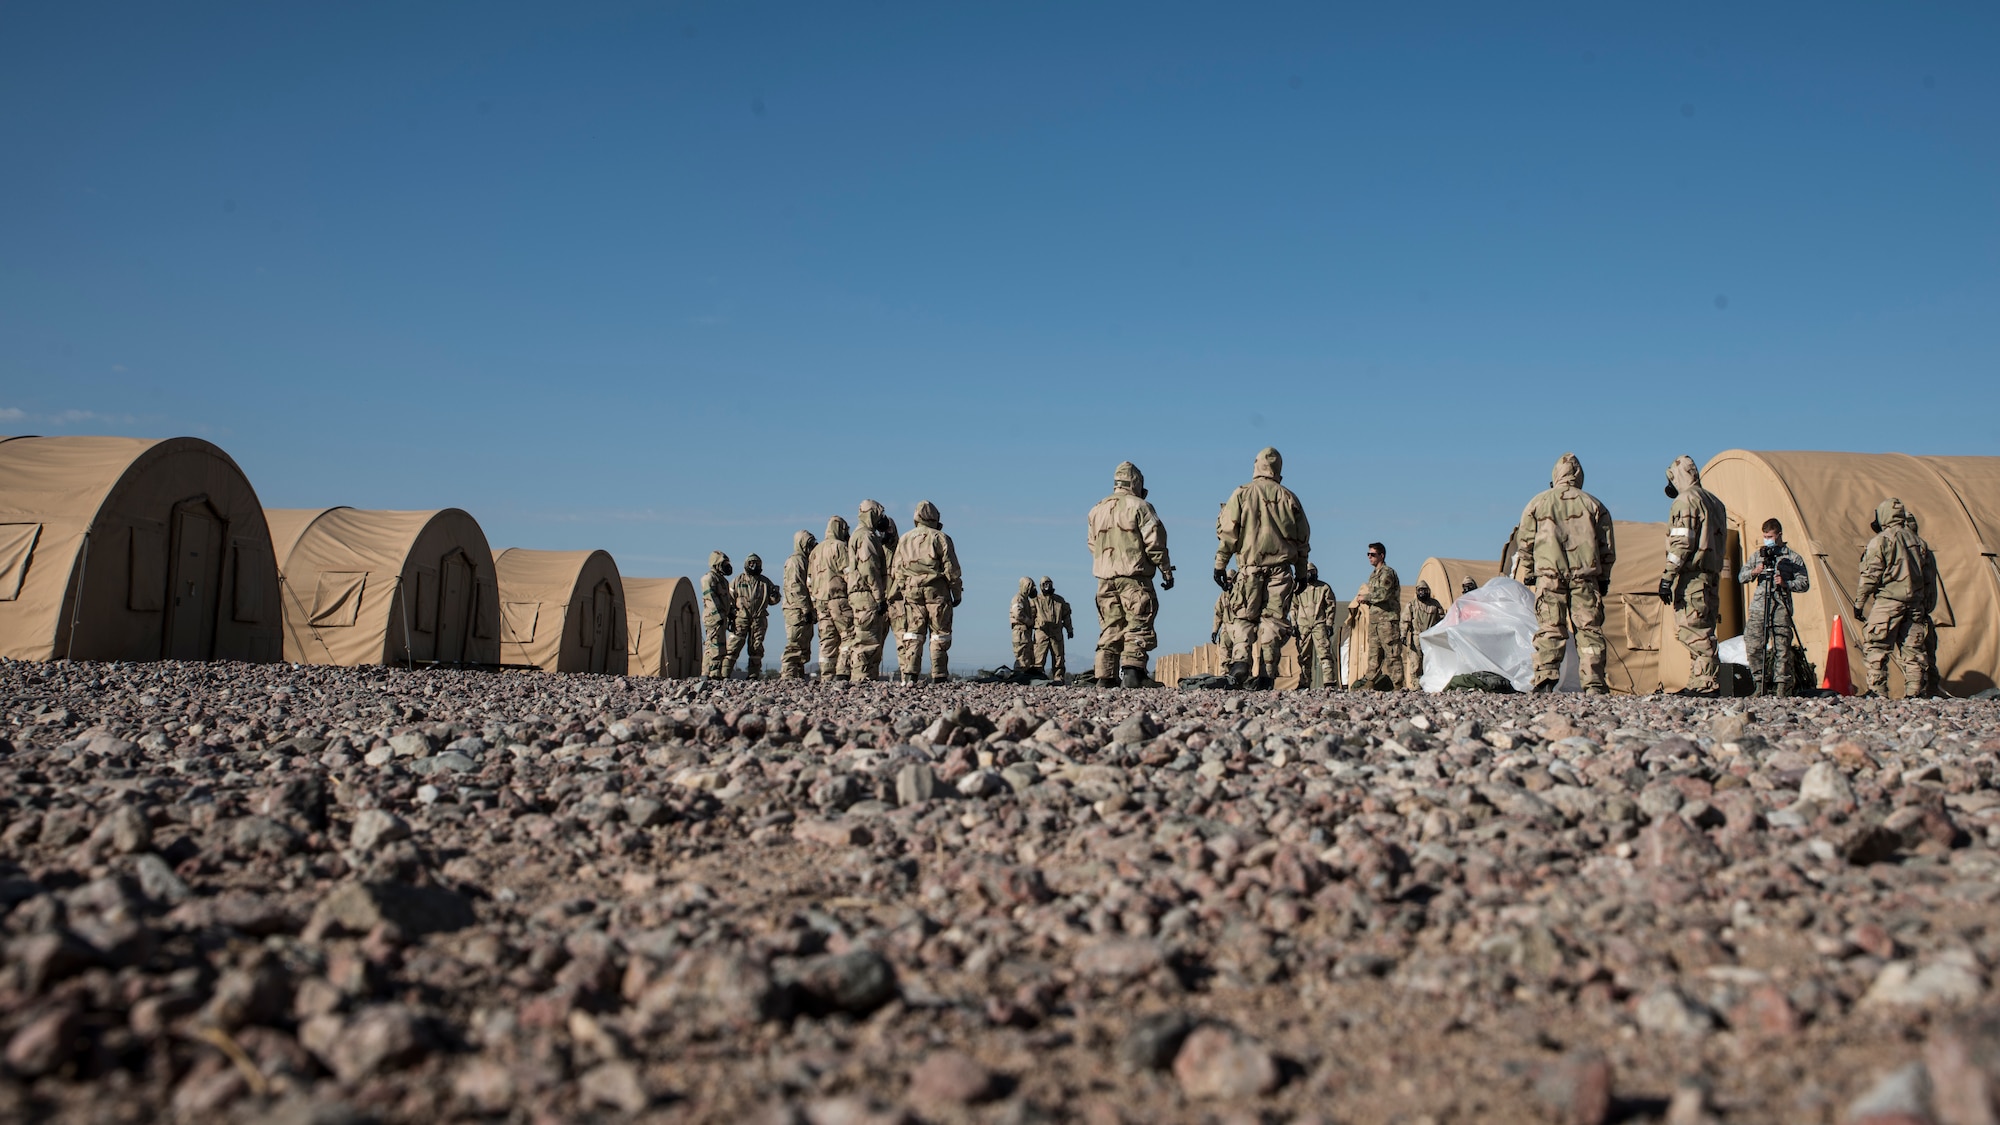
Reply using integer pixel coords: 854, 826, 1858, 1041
1352, 559, 1404, 691
724, 554, 780, 677
845, 501, 895, 682
1087, 461, 1174, 687
1908, 514, 1941, 697
1212, 568, 1242, 658
1661, 455, 1728, 695
780, 530, 816, 679
890, 500, 963, 682
699, 551, 734, 679
1855, 498, 1930, 698
1214, 447, 1310, 689
1010, 578, 1037, 672
1290, 565, 1337, 689
1032, 577, 1073, 681
1510, 453, 1616, 693
1401, 584, 1445, 690
1737, 539, 1809, 696
807, 517, 853, 679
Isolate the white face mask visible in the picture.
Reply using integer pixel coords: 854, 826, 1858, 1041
1763, 537, 1776, 548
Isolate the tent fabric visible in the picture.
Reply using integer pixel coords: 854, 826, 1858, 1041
622, 576, 700, 678
1701, 451, 2000, 697
267, 508, 500, 667
494, 548, 628, 674
0, 436, 283, 662
1416, 558, 1501, 610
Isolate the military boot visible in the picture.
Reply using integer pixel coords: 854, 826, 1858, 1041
1119, 666, 1144, 690
1530, 681, 1557, 694
1227, 661, 1251, 689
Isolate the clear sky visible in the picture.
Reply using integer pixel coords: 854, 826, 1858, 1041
4, 2, 1996, 670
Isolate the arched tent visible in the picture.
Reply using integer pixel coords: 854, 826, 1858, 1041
266, 508, 500, 667
1701, 451, 2000, 697
623, 576, 701, 678
494, 548, 628, 673
0, 436, 282, 662
1416, 558, 1501, 609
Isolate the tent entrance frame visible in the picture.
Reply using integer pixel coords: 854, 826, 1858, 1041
435, 549, 475, 664
164, 496, 227, 660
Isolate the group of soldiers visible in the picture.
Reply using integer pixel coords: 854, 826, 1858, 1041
1511, 452, 1939, 699
700, 498, 963, 683
699, 448, 1943, 699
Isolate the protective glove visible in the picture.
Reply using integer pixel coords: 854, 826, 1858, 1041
1657, 577, 1674, 604
950, 591, 962, 608
1210, 630, 1219, 645
1852, 599, 1865, 620
1597, 576, 1609, 596
1066, 627, 1074, 639
1213, 568, 1230, 590
1160, 568, 1175, 591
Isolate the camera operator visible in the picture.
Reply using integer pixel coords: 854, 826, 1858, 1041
1737, 517, 1811, 696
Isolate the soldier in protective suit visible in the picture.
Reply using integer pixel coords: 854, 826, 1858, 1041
1660, 455, 1728, 696
891, 500, 963, 683
808, 517, 852, 680
1461, 577, 1478, 597
1907, 513, 1942, 697
725, 554, 780, 677
1351, 542, 1405, 691
1854, 497, 1931, 698
1291, 563, 1337, 689
1010, 578, 1038, 673
1510, 453, 1616, 693
1737, 517, 1809, 696
846, 501, 896, 682
1214, 447, 1310, 690
1402, 581, 1446, 690
1088, 461, 1175, 687
1212, 566, 1241, 653
780, 530, 817, 679
1033, 577, 1073, 681
699, 551, 735, 679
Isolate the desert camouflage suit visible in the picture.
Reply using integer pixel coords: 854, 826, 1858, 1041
780, 530, 816, 679
1856, 498, 1931, 698
807, 517, 852, 679
845, 501, 895, 682
1087, 462, 1174, 684
1352, 562, 1404, 691
699, 551, 734, 679
1009, 578, 1037, 671
1908, 514, 1942, 697
1290, 567, 1337, 689
1662, 454, 1728, 694
1214, 447, 1310, 683
891, 501, 963, 682
1401, 587, 1446, 690
724, 555, 780, 677
1511, 453, 1616, 692
1032, 577, 1073, 680
1737, 540, 1809, 696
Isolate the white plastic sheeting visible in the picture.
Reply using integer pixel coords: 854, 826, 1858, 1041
1419, 577, 1579, 693
1719, 635, 1748, 667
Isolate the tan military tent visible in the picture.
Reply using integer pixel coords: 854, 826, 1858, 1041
1701, 450, 2000, 697
1416, 558, 1501, 609
266, 508, 499, 667
494, 548, 628, 674
623, 576, 700, 678
0, 436, 282, 662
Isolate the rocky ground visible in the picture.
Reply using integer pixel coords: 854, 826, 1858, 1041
3, 660, 1999, 1124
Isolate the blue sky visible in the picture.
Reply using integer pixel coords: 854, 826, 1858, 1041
4, 2, 1996, 668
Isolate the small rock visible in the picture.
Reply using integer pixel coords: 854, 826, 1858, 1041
1074, 937, 1166, 980
1865, 957, 1986, 1010
349, 809, 411, 853
792, 950, 898, 1016
909, 1050, 996, 1107
795, 818, 870, 847
1846, 1062, 1933, 1125
1534, 1049, 1614, 1125
311, 1004, 430, 1082
1636, 985, 1715, 1038
406, 751, 476, 776
1801, 761, 1857, 808
312, 880, 475, 937
580, 1060, 651, 1113
133, 853, 191, 904
895, 764, 938, 806
389, 731, 434, 758
5, 1004, 80, 1076
1925, 1008, 2000, 1125
92, 803, 153, 855
1117, 1011, 1194, 1073
1172, 1025, 1279, 1101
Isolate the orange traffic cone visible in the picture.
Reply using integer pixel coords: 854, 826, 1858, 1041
1822, 614, 1855, 695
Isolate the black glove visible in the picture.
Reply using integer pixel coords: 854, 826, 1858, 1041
1657, 577, 1674, 604
1160, 568, 1175, 591
1066, 627, 1074, 639
1596, 576, 1609, 596
1210, 630, 1219, 644
1852, 599, 1865, 619
950, 591, 962, 608
1213, 568, 1230, 590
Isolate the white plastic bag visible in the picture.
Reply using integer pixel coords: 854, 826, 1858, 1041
1419, 577, 1578, 693
1718, 635, 1747, 667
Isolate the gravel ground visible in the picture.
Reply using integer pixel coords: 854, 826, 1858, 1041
3, 660, 1999, 1124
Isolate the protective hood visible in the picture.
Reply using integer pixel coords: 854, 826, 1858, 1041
1114, 460, 1147, 498
794, 529, 817, 555
914, 500, 941, 529
824, 516, 849, 543
1254, 446, 1283, 482
1039, 576, 1054, 594
857, 499, 884, 532
744, 554, 762, 574
1875, 497, 1907, 531
1416, 582, 1431, 596
1552, 452, 1583, 489
1665, 454, 1699, 498
1304, 563, 1319, 583
1018, 577, 1035, 595
708, 550, 731, 573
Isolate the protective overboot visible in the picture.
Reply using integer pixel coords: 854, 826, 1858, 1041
1227, 662, 1251, 689
1250, 675, 1275, 691
1097, 675, 1118, 688
1531, 681, 1557, 694
1673, 687, 1719, 698
930, 674, 950, 685
1119, 666, 1144, 690
1585, 685, 1609, 697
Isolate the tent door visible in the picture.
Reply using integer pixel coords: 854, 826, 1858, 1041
165, 504, 224, 659
669, 599, 699, 677
436, 552, 473, 663
588, 581, 613, 673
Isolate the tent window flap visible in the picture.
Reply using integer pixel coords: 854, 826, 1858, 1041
310, 572, 368, 627
502, 601, 539, 644
0, 522, 42, 602
1620, 594, 1662, 651
127, 525, 165, 612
